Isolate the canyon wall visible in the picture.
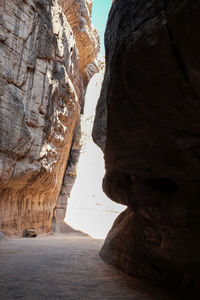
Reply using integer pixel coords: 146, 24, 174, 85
93, 0, 200, 293
59, 0, 99, 85
0, 0, 99, 236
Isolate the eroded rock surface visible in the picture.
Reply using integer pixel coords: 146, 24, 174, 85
93, 0, 200, 293
59, 0, 99, 85
52, 120, 82, 233
52, 0, 100, 233
0, 0, 99, 236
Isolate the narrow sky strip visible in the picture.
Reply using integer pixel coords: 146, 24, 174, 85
92, 0, 112, 57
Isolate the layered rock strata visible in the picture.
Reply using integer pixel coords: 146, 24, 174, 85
59, 0, 99, 85
52, 0, 100, 232
0, 0, 99, 236
51, 120, 81, 233
93, 0, 200, 293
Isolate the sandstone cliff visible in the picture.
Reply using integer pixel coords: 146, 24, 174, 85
52, 0, 99, 233
0, 0, 99, 236
59, 0, 99, 85
93, 0, 200, 293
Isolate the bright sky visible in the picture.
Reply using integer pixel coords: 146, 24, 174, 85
92, 0, 112, 57
65, 72, 125, 239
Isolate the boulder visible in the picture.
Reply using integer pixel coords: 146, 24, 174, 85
93, 0, 200, 292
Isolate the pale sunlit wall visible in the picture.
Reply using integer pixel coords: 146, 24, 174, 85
65, 71, 126, 239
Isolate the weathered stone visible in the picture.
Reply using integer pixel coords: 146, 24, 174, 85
0, 0, 99, 236
93, 0, 200, 293
59, 0, 100, 84
52, 120, 82, 233
52, 0, 100, 232
92, 65, 107, 151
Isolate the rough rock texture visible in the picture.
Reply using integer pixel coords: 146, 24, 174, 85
92, 59, 106, 151
59, 0, 99, 85
92, 71, 107, 151
52, 0, 100, 232
93, 0, 200, 293
0, 0, 99, 236
51, 120, 81, 233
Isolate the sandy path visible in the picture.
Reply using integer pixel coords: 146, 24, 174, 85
0, 234, 173, 300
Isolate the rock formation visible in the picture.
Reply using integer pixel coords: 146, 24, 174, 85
0, 0, 99, 236
51, 120, 82, 233
93, 0, 200, 293
59, 0, 99, 85
52, 0, 99, 233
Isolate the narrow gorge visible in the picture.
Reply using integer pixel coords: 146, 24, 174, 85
0, 0, 200, 298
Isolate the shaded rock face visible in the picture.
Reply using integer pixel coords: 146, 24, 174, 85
52, 0, 100, 233
93, 0, 200, 292
0, 0, 98, 236
51, 120, 82, 233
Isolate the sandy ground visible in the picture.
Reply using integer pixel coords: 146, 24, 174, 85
0, 233, 175, 300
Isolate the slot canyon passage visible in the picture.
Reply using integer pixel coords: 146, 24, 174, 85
0, 0, 200, 299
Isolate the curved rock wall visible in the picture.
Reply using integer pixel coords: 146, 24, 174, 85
0, 0, 99, 236
52, 0, 100, 233
59, 0, 99, 85
93, 0, 200, 292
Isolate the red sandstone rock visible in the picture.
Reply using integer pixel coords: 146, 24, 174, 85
59, 0, 100, 84
93, 0, 200, 294
0, 0, 99, 236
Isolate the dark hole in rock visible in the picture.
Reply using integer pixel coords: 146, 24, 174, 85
148, 178, 179, 194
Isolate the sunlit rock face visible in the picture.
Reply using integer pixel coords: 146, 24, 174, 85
0, 0, 98, 236
52, 120, 82, 234
93, 0, 200, 292
59, 0, 99, 85
52, 0, 100, 233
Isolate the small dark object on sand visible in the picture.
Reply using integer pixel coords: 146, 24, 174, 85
23, 229, 37, 238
